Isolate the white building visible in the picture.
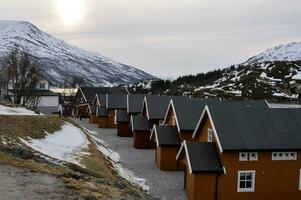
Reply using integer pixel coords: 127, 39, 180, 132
7, 77, 59, 114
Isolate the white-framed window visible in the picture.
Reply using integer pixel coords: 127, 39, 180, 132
239, 152, 248, 161
237, 170, 256, 192
39, 83, 46, 89
249, 152, 258, 161
207, 128, 213, 142
239, 152, 258, 161
272, 152, 297, 160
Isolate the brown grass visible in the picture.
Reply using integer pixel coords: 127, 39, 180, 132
0, 115, 151, 200
0, 115, 63, 141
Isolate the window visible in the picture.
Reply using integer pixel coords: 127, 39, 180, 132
237, 171, 255, 192
239, 152, 258, 161
249, 152, 258, 161
272, 152, 297, 160
207, 128, 213, 142
239, 153, 248, 161
39, 83, 46, 89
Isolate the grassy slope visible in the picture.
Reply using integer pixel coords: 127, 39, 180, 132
0, 115, 153, 200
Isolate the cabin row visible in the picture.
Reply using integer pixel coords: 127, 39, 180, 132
75, 86, 301, 200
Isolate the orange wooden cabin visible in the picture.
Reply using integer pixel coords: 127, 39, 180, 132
150, 98, 214, 171
92, 94, 108, 128
115, 110, 131, 137
106, 94, 127, 128
130, 115, 151, 149
87, 104, 97, 123
138, 95, 175, 149
114, 94, 145, 137
150, 125, 181, 170
177, 103, 301, 200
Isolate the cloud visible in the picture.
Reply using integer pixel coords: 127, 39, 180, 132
0, 0, 300, 76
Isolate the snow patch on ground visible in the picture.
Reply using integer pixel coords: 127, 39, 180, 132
84, 129, 150, 191
0, 105, 38, 115
21, 123, 90, 167
292, 72, 301, 80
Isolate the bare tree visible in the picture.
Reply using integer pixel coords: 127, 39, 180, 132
6, 47, 41, 105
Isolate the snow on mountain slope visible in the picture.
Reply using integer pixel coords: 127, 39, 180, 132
0, 20, 155, 86
130, 42, 301, 101
245, 42, 301, 64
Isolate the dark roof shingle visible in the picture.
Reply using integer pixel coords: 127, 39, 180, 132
80, 87, 127, 103
97, 106, 108, 117
116, 110, 130, 122
131, 116, 150, 131
208, 103, 301, 150
128, 94, 145, 114
144, 95, 189, 120
106, 94, 127, 109
181, 141, 223, 173
154, 125, 180, 146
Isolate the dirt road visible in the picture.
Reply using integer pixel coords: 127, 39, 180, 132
0, 163, 81, 200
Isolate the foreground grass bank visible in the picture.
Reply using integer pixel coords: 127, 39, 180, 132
0, 115, 155, 200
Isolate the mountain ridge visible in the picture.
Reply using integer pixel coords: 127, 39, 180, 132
129, 42, 301, 101
0, 20, 155, 86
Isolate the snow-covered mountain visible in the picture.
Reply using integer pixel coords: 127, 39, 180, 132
130, 42, 301, 101
0, 20, 155, 86
245, 42, 301, 64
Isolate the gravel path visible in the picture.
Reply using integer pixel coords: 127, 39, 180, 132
0, 163, 80, 200
75, 118, 186, 200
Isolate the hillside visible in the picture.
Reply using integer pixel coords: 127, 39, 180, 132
0, 20, 155, 86
129, 42, 301, 102
0, 110, 154, 199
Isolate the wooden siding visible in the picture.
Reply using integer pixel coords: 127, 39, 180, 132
156, 146, 182, 171
181, 154, 218, 200
117, 122, 132, 137
133, 131, 151, 149
193, 112, 301, 200
179, 131, 194, 142
98, 117, 108, 128
107, 109, 117, 128
77, 105, 89, 118
89, 114, 98, 124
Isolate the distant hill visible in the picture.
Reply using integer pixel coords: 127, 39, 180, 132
0, 20, 155, 87
129, 42, 301, 102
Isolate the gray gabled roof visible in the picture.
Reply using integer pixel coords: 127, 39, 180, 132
153, 125, 180, 146
106, 94, 127, 110
177, 141, 223, 173
116, 110, 130, 123
144, 95, 189, 120
128, 94, 145, 114
94, 94, 107, 106
207, 103, 301, 150
172, 98, 220, 131
97, 106, 108, 117
131, 115, 150, 131
80, 87, 128, 103
87, 105, 96, 114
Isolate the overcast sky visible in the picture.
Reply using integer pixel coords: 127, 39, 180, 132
0, 0, 300, 77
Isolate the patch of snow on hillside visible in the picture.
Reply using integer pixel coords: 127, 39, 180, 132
292, 72, 301, 80
246, 42, 301, 63
272, 92, 297, 99
85, 129, 149, 191
21, 123, 90, 167
0, 105, 38, 115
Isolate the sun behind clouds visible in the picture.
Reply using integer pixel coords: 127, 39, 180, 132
57, 0, 86, 25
